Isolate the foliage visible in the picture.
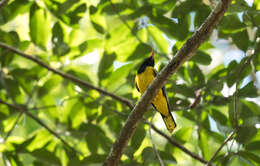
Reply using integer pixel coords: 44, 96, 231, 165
0, 0, 260, 165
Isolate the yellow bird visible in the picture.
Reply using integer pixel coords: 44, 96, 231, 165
135, 51, 177, 133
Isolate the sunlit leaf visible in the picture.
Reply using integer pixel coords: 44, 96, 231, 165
29, 4, 51, 49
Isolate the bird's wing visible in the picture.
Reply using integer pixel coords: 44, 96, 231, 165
152, 69, 171, 110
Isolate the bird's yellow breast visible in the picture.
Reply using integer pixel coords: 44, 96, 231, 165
135, 67, 169, 116
135, 67, 155, 94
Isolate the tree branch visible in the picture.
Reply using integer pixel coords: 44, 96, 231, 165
148, 116, 165, 166
4, 112, 23, 140
150, 123, 210, 165
104, 0, 232, 165
4, 81, 38, 141
0, 42, 133, 109
0, 99, 82, 156
206, 130, 236, 166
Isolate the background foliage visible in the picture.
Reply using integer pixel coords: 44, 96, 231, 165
0, 0, 260, 165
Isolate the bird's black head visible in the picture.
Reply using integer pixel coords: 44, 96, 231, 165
137, 51, 155, 74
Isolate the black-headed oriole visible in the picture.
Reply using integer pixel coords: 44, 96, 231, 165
135, 51, 177, 133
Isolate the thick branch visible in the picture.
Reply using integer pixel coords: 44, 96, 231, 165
104, 0, 232, 165
0, 99, 82, 156
0, 42, 133, 109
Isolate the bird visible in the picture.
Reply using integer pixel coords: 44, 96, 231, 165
135, 51, 177, 133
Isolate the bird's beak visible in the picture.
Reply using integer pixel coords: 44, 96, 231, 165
150, 50, 155, 59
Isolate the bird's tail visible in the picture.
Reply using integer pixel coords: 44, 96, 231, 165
161, 113, 177, 133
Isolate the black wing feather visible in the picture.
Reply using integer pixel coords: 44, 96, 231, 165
135, 82, 140, 92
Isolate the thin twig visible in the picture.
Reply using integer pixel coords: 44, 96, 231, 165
148, 115, 165, 166
2, 154, 8, 166
150, 123, 210, 165
28, 105, 57, 111
4, 82, 38, 141
0, 42, 133, 109
233, 40, 260, 127
4, 112, 23, 140
206, 130, 236, 166
0, 99, 83, 156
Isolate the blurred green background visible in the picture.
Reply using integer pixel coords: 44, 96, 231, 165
0, 0, 260, 165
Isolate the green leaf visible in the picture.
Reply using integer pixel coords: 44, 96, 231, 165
199, 130, 210, 160
27, 130, 53, 151
69, 101, 86, 129
176, 66, 191, 83
231, 30, 249, 51
237, 151, 260, 164
190, 51, 212, 65
236, 126, 258, 144
0, 77, 21, 101
159, 151, 177, 164
3, 114, 19, 133
4, 153, 24, 166
147, 26, 169, 54
194, 5, 210, 27
91, 21, 105, 34
52, 22, 70, 56
105, 23, 139, 61
238, 82, 258, 98
80, 154, 107, 165
171, 0, 194, 17
64, 4, 87, 25
187, 62, 205, 86
174, 127, 192, 143
243, 117, 260, 127
104, 63, 135, 91
98, 52, 116, 83
210, 109, 228, 125
127, 43, 151, 61
241, 100, 260, 116
31, 149, 61, 165
29, 4, 51, 49
170, 84, 195, 98
83, 124, 112, 154
44, 0, 86, 26
218, 14, 246, 33
226, 60, 239, 87
228, 1, 251, 13
0, 31, 20, 66
101, 3, 128, 15
130, 124, 146, 151
150, 15, 188, 41
228, 154, 254, 166
37, 76, 62, 98
141, 147, 156, 163
0, 0, 32, 25
245, 141, 260, 152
